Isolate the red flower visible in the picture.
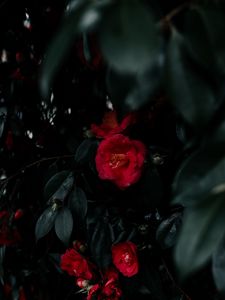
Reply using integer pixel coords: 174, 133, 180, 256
0, 211, 20, 246
60, 249, 94, 280
87, 284, 101, 300
91, 111, 136, 139
87, 269, 122, 300
100, 268, 122, 300
95, 134, 146, 189
112, 242, 139, 277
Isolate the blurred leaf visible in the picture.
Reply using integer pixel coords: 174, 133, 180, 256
106, 69, 136, 114
44, 170, 71, 201
175, 192, 225, 277
99, 0, 160, 73
55, 207, 73, 244
166, 29, 215, 130
212, 236, 225, 295
173, 142, 225, 207
68, 187, 87, 220
125, 55, 164, 110
35, 207, 58, 241
40, 0, 102, 98
184, 6, 225, 73
156, 212, 182, 249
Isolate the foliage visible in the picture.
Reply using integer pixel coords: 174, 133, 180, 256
1, 0, 225, 299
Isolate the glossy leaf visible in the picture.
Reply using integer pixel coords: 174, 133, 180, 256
166, 29, 215, 130
99, 0, 160, 73
55, 207, 73, 244
212, 236, 225, 295
173, 142, 225, 207
40, 0, 102, 98
44, 171, 72, 202
175, 192, 225, 277
156, 212, 182, 249
35, 207, 58, 241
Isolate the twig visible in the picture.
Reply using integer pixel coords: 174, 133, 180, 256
160, 2, 190, 26
162, 258, 192, 300
0, 154, 74, 186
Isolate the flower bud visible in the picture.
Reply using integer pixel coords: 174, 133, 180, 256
76, 278, 89, 289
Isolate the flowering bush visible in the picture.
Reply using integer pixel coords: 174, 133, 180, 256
1, 0, 225, 300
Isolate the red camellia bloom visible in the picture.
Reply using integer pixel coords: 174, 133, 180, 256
91, 111, 136, 139
95, 134, 146, 189
60, 249, 94, 280
112, 242, 139, 277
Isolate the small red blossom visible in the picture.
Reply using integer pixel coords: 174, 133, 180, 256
112, 242, 139, 277
14, 209, 24, 220
95, 134, 146, 189
60, 249, 94, 280
91, 111, 136, 139
0, 211, 21, 246
87, 284, 101, 300
76, 278, 90, 289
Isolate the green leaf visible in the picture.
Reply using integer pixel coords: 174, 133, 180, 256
40, 0, 102, 98
74, 139, 97, 165
174, 192, 225, 277
44, 171, 73, 202
99, 0, 160, 73
35, 207, 58, 241
212, 236, 225, 294
156, 212, 182, 249
173, 142, 225, 207
55, 207, 73, 244
68, 187, 87, 220
184, 6, 225, 74
166, 29, 215, 130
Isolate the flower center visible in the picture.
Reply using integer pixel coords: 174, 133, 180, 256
109, 153, 129, 169
121, 252, 133, 266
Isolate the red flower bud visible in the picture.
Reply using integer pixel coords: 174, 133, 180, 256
14, 209, 24, 220
76, 278, 89, 289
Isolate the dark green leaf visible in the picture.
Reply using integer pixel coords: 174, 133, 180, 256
184, 6, 225, 74
68, 187, 87, 220
75, 139, 97, 165
0, 107, 7, 138
173, 142, 225, 207
40, 0, 102, 98
35, 207, 58, 241
55, 207, 73, 244
212, 236, 225, 295
174, 192, 225, 277
166, 29, 215, 130
44, 171, 71, 202
87, 207, 112, 269
50, 172, 74, 202
156, 212, 182, 249
99, 0, 160, 73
